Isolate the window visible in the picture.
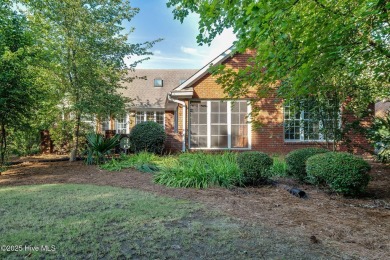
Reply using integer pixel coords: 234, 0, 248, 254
189, 100, 250, 149
136, 112, 144, 125
284, 102, 336, 142
190, 102, 208, 148
210, 101, 228, 148
154, 79, 163, 87
231, 101, 249, 148
101, 117, 110, 132
115, 114, 127, 134
174, 107, 179, 133
135, 111, 165, 127
156, 111, 164, 125
81, 114, 95, 129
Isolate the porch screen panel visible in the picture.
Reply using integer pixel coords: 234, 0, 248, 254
231, 101, 249, 148
190, 101, 207, 148
210, 101, 228, 148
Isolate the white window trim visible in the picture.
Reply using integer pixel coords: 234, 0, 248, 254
135, 110, 165, 129
115, 113, 128, 134
154, 79, 163, 87
189, 100, 252, 150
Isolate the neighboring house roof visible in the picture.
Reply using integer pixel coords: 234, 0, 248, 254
121, 69, 197, 109
375, 100, 390, 117
170, 46, 233, 96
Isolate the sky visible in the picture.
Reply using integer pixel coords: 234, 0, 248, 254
124, 0, 236, 69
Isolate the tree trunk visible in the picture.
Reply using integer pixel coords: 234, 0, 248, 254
69, 114, 81, 162
0, 123, 7, 166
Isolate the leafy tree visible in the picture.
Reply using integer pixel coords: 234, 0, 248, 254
24, 0, 160, 160
0, 2, 45, 165
167, 0, 389, 130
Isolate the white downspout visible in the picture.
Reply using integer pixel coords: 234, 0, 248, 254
168, 92, 186, 152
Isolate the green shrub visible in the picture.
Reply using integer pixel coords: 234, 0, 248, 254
306, 152, 371, 196
129, 121, 166, 154
285, 147, 329, 180
237, 151, 273, 185
367, 112, 390, 163
154, 152, 242, 188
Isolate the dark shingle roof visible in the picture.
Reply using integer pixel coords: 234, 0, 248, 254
121, 69, 197, 109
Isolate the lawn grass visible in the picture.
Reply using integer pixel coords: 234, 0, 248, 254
0, 184, 332, 259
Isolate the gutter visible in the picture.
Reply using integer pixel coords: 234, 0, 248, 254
167, 92, 187, 152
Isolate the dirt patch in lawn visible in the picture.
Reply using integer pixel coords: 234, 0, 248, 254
1, 160, 389, 259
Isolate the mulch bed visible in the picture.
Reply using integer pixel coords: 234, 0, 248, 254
1, 160, 389, 259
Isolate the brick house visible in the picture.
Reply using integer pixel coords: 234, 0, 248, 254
99, 69, 196, 135
167, 48, 373, 154
104, 48, 372, 154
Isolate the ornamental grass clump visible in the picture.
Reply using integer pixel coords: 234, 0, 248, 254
285, 147, 329, 181
306, 152, 371, 196
101, 152, 160, 173
154, 152, 242, 188
237, 151, 273, 185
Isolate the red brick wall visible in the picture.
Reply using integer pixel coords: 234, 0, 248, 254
164, 111, 183, 153
166, 51, 373, 155
338, 105, 374, 154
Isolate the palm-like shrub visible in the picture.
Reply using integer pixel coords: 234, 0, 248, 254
85, 133, 120, 165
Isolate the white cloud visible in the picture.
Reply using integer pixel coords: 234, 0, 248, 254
126, 29, 236, 69
180, 46, 200, 56
199, 28, 236, 65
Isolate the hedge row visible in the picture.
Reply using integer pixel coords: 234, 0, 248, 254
285, 148, 371, 195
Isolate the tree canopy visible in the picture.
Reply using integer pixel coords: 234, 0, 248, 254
0, 2, 47, 164
167, 0, 389, 114
0, 0, 159, 163
23, 0, 159, 160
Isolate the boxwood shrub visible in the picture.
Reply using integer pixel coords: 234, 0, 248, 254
285, 147, 329, 181
237, 151, 273, 185
129, 121, 166, 154
306, 152, 371, 196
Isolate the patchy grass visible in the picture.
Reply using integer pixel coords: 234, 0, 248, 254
154, 152, 243, 188
0, 184, 335, 259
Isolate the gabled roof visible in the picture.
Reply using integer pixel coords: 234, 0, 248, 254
121, 69, 197, 109
170, 46, 234, 93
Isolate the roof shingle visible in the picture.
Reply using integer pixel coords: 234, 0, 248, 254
120, 69, 197, 109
